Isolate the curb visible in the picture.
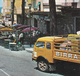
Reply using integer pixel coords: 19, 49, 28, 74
25, 48, 33, 53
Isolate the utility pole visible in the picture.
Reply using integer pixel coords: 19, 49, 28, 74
49, 0, 57, 35
28, 4, 32, 47
12, 0, 15, 25
22, 0, 25, 25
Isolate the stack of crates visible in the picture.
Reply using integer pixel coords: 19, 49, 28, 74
68, 34, 80, 52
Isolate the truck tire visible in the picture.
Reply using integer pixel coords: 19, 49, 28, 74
37, 60, 49, 72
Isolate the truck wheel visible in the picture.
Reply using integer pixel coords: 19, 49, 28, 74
37, 60, 49, 72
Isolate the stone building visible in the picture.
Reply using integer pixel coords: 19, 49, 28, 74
2, 0, 80, 35
30, 0, 80, 35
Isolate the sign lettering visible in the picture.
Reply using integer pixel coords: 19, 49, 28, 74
56, 52, 78, 59
74, 54, 78, 59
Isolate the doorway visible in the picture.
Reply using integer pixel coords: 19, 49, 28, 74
34, 18, 37, 27
46, 21, 50, 34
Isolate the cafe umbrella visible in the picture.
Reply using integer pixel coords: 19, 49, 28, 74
12, 24, 22, 28
21, 27, 39, 32
17, 25, 29, 29
0, 27, 14, 31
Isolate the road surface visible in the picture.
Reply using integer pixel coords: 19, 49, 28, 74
0, 39, 79, 76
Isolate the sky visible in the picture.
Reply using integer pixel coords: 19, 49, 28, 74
0, 0, 3, 7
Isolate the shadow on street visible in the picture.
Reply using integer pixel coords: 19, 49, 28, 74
34, 64, 80, 76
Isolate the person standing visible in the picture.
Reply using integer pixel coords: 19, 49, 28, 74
33, 30, 36, 36
19, 33, 24, 44
8, 34, 14, 41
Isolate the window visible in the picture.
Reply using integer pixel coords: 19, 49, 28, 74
36, 41, 45, 48
46, 43, 51, 49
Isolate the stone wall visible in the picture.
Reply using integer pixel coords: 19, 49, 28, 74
57, 13, 74, 35
38, 19, 47, 34
16, 13, 75, 35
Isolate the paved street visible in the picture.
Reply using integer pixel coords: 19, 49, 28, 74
0, 43, 64, 76
0, 39, 79, 76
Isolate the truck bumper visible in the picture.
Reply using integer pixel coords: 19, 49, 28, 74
32, 58, 35, 61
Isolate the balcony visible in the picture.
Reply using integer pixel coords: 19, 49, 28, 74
61, 2, 80, 8
62, 2, 72, 7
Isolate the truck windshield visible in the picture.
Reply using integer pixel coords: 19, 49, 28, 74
36, 41, 45, 48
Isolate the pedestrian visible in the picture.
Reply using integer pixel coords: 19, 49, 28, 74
33, 30, 36, 36
12, 33, 16, 39
8, 34, 14, 41
77, 31, 80, 35
19, 32, 24, 44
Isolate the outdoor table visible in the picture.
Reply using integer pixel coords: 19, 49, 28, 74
9, 42, 16, 50
4, 39, 11, 46
0, 36, 7, 39
4, 39, 11, 41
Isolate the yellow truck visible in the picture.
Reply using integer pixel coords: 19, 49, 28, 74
32, 34, 80, 72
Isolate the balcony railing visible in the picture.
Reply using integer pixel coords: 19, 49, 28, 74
62, 2, 72, 7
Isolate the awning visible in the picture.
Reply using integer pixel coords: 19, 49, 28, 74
0, 27, 14, 31
21, 27, 39, 32
17, 25, 29, 29
12, 24, 22, 27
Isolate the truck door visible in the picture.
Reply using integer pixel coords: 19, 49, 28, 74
34, 41, 46, 57
45, 42, 53, 63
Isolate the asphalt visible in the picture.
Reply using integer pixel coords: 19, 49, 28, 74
24, 44, 34, 53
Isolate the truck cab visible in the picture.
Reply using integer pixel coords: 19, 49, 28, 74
32, 36, 62, 71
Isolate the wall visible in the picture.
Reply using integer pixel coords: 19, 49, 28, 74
15, 0, 22, 14
32, 15, 48, 34
32, 12, 76, 35
57, 13, 74, 35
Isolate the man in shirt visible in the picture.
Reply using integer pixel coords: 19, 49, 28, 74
19, 33, 24, 44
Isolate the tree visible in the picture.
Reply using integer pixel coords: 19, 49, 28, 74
12, 0, 15, 25
49, 0, 57, 35
22, 0, 25, 25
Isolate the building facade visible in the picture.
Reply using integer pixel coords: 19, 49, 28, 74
2, 0, 80, 34
2, 0, 32, 26
31, 0, 80, 35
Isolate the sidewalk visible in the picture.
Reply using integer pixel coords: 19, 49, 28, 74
24, 44, 34, 53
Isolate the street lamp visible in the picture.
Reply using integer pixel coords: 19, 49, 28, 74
28, 4, 32, 47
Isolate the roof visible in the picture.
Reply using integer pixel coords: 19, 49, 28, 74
37, 36, 62, 42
